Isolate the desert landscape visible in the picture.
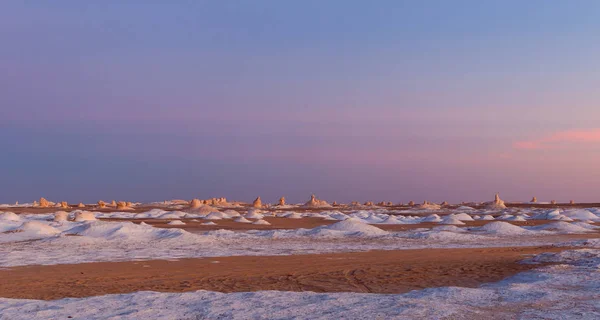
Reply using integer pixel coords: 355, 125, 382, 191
3, 1, 600, 319
1, 194, 600, 319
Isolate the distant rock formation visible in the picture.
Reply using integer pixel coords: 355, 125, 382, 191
252, 196, 262, 208
33, 200, 38, 206
304, 194, 331, 208
531, 197, 537, 203
126, 201, 133, 207
60, 201, 69, 209
116, 201, 130, 210
364, 201, 374, 206
350, 201, 360, 206
278, 197, 286, 206
408, 201, 415, 206
190, 199, 202, 209
551, 200, 557, 205
387, 201, 393, 206
77, 203, 85, 208
332, 201, 338, 206
441, 201, 449, 206
39, 197, 49, 208
110, 200, 117, 207
419, 200, 441, 210
570, 200, 575, 205
486, 193, 507, 209
97, 200, 106, 208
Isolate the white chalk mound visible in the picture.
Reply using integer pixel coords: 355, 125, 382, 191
476, 221, 529, 235
17, 221, 61, 236
234, 217, 252, 223
253, 219, 271, 225
0, 212, 20, 221
167, 220, 186, 225
73, 211, 97, 222
53, 211, 69, 222
312, 218, 388, 236
439, 216, 465, 225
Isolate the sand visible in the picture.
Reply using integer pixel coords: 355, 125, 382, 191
0, 246, 568, 300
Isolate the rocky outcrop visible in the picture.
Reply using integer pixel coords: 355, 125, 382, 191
190, 199, 202, 209
252, 197, 262, 208
303, 194, 331, 208
39, 197, 50, 208
486, 193, 507, 209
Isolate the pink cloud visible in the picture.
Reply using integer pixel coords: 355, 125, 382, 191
514, 128, 600, 150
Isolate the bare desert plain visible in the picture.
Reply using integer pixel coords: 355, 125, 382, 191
1, 195, 600, 319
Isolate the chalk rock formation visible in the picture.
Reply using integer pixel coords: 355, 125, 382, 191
408, 201, 415, 206
531, 197, 537, 203
53, 211, 69, 222
60, 201, 69, 209
39, 197, 49, 208
364, 201, 374, 206
252, 197, 262, 208
190, 199, 202, 209
74, 211, 96, 222
570, 200, 575, 205
387, 201, 393, 206
126, 201, 133, 207
486, 193, 507, 209
77, 203, 85, 208
332, 201, 338, 206
278, 197, 286, 206
303, 194, 331, 208
110, 200, 117, 207
419, 200, 441, 210
441, 201, 449, 206
350, 201, 360, 206
98, 200, 106, 208
551, 200, 557, 205
116, 201, 130, 210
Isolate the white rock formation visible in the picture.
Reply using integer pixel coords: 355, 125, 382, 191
419, 200, 441, 210
39, 197, 49, 208
486, 193, 507, 209
53, 211, 69, 222
97, 200, 106, 208
278, 197, 286, 206
190, 199, 202, 209
74, 211, 97, 222
116, 201, 131, 210
252, 197, 262, 208
303, 194, 331, 208
531, 196, 537, 203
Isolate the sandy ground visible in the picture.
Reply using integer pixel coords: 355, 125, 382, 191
0, 246, 570, 300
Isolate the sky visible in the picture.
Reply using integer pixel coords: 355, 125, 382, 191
2, 1, 600, 204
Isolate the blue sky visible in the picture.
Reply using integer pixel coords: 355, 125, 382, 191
2, 1, 600, 203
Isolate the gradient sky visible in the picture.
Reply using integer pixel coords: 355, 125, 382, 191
2, 1, 600, 204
